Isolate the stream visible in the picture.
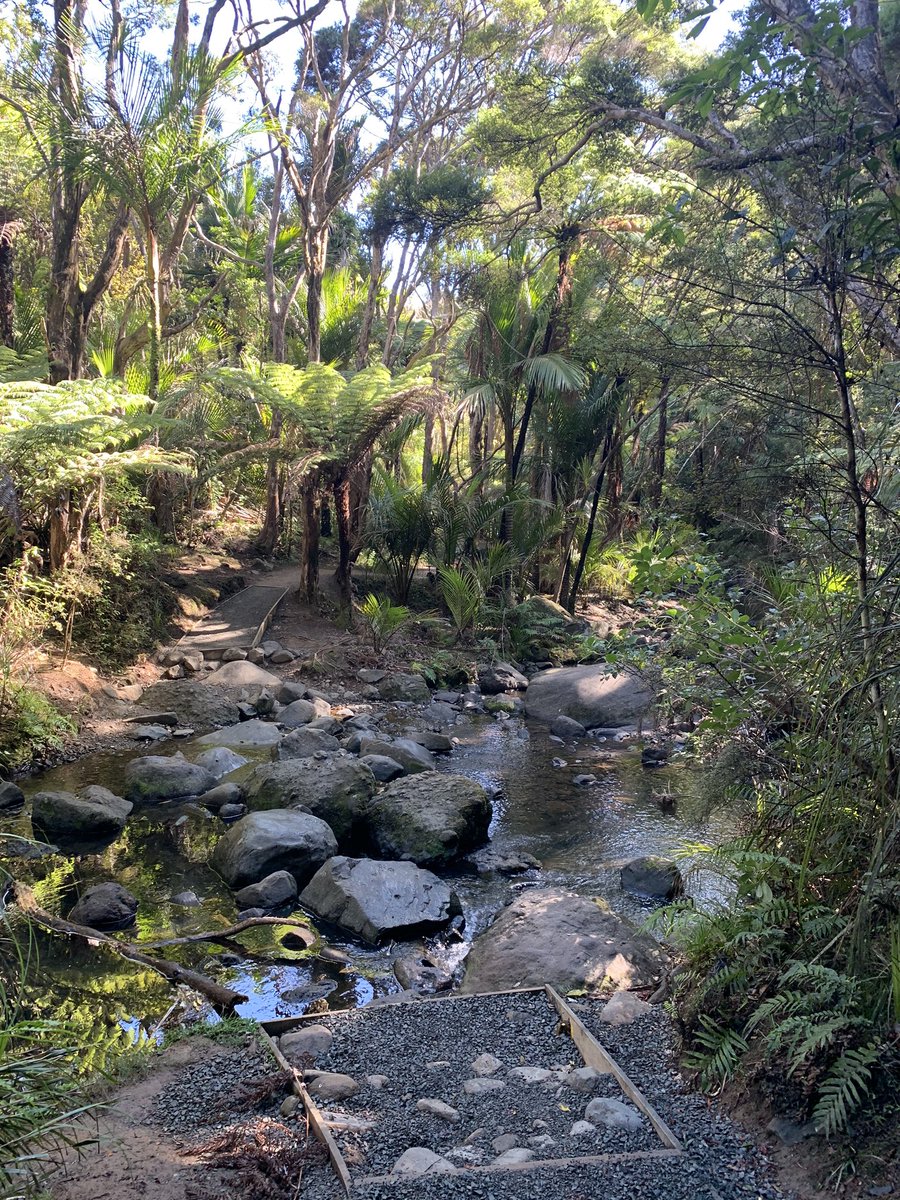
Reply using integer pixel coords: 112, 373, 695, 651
0, 712, 735, 1050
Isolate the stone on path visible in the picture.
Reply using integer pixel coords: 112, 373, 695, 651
300, 856, 461, 944
460, 888, 668, 993
365, 772, 492, 867
307, 1072, 359, 1102
570, 1120, 596, 1137
279, 1024, 333, 1063
493, 1148, 534, 1165
470, 1053, 503, 1077
416, 1098, 460, 1123
583, 1096, 644, 1131
508, 1066, 552, 1084
525, 664, 654, 728
491, 1134, 519, 1153
210, 809, 337, 888
391, 1148, 454, 1177
599, 989, 652, 1026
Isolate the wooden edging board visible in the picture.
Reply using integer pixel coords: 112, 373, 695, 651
545, 985, 682, 1152
257, 1024, 353, 1197
260, 985, 681, 1194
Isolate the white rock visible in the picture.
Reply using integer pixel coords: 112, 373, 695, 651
491, 1133, 519, 1153
598, 989, 652, 1025
529, 1134, 556, 1151
470, 1053, 503, 1077
392, 1148, 455, 1176
366, 1075, 389, 1089
508, 1066, 552, 1084
416, 1098, 460, 1123
570, 1120, 596, 1137
493, 1148, 534, 1165
584, 1096, 643, 1131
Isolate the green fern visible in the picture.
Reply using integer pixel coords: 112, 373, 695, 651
683, 1015, 749, 1091
812, 1044, 880, 1136
358, 593, 412, 654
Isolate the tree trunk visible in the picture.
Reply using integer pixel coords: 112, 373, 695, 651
567, 425, 615, 612
648, 377, 670, 523
48, 488, 72, 573
356, 237, 383, 368
306, 227, 328, 364
0, 214, 16, 348
300, 483, 321, 603
333, 477, 353, 611
147, 226, 163, 401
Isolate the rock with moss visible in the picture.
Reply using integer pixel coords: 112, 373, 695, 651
123, 753, 217, 804
376, 672, 431, 704
243, 757, 375, 847
31, 786, 132, 843
357, 736, 434, 774
365, 772, 492, 867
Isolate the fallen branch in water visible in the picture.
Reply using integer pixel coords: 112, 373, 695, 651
141, 916, 317, 952
7, 882, 248, 1011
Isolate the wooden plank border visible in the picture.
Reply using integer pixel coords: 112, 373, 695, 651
545, 985, 681, 1151
257, 1025, 353, 1197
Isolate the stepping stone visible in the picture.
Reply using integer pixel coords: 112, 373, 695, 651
392, 1148, 454, 1176
463, 1078, 506, 1096
416, 1098, 460, 1123
494, 1148, 534, 1165
584, 1096, 643, 1131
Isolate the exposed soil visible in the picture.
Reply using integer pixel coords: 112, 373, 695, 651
48, 1036, 328, 1200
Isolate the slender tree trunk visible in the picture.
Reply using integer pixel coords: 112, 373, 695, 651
0, 213, 17, 348
147, 226, 163, 401
567, 425, 615, 612
49, 489, 72, 573
648, 377, 670, 524
333, 477, 353, 611
306, 227, 328, 364
300, 484, 321, 603
356, 237, 383, 369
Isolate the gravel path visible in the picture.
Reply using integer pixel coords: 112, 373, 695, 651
285, 993, 789, 1200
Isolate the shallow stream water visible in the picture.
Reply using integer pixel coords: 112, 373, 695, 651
1, 713, 735, 1047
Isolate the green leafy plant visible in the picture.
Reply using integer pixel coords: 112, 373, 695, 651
437, 565, 483, 642
358, 593, 412, 654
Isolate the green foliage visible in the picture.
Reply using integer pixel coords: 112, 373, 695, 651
162, 1016, 258, 1050
365, 474, 438, 602
358, 593, 413, 654
437, 565, 483, 642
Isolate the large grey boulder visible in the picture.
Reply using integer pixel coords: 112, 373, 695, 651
478, 661, 528, 694
360, 754, 405, 782
278, 727, 340, 758
243, 757, 375, 846
279, 698, 316, 727
31, 786, 132, 843
460, 888, 668, 993
211, 809, 337, 889
524, 665, 654, 728
137, 679, 239, 729
365, 772, 492, 867
358, 736, 434, 775
195, 720, 282, 749
69, 882, 138, 931
300, 856, 461, 945
203, 661, 281, 689
123, 753, 217, 804
377, 673, 431, 704
0, 782, 24, 812
620, 856, 682, 899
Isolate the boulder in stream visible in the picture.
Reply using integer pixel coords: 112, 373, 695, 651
460, 888, 668, 993
357, 736, 434, 774
234, 869, 298, 910
524, 665, 654, 729
137, 679, 240, 729
0, 782, 25, 812
203, 660, 281, 689
211, 809, 338, 888
193, 746, 248, 779
478, 661, 528, 694
365, 772, 492, 867
243, 757, 374, 846
278, 727, 340, 758
69, 881, 138, 931
376, 672, 431, 704
300, 855, 461, 944
195, 719, 282, 750
124, 753, 217, 804
31, 786, 132, 843
620, 855, 682, 899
